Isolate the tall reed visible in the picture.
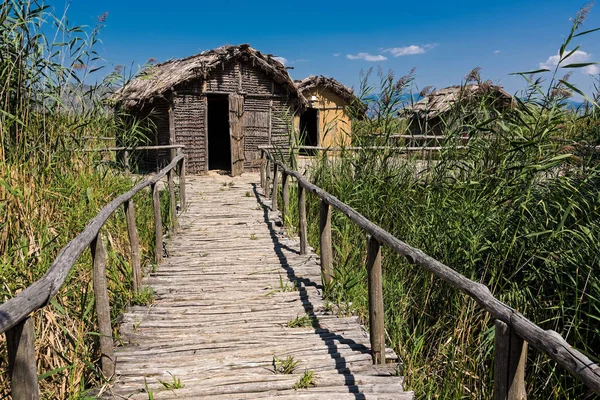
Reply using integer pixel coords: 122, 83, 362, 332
287, 7, 599, 399
0, 1, 161, 397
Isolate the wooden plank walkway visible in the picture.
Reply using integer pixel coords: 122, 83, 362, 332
110, 173, 414, 399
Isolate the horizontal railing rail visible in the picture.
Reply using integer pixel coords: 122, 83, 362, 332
261, 144, 464, 153
81, 144, 186, 152
259, 146, 600, 399
0, 147, 186, 399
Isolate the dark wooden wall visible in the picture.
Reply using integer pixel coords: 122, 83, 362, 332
171, 60, 296, 174
173, 94, 206, 174
131, 99, 170, 171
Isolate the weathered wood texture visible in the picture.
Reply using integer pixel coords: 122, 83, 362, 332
298, 184, 308, 255
6, 317, 39, 400
281, 172, 290, 223
110, 174, 412, 399
151, 183, 163, 265
125, 200, 142, 293
91, 234, 115, 379
271, 163, 279, 211
178, 154, 186, 210
319, 200, 333, 286
366, 235, 385, 365
262, 149, 600, 395
229, 93, 245, 176
168, 169, 177, 232
494, 320, 527, 400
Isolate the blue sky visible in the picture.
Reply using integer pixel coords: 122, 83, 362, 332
51, 0, 600, 99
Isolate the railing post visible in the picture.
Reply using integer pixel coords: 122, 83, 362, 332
298, 183, 308, 255
177, 149, 186, 210
319, 199, 333, 286
281, 172, 289, 224
124, 200, 142, 293
265, 158, 271, 199
366, 234, 385, 364
6, 316, 39, 400
494, 320, 527, 400
168, 169, 177, 232
151, 183, 163, 264
271, 163, 279, 211
91, 233, 115, 379
260, 150, 266, 189
124, 149, 130, 173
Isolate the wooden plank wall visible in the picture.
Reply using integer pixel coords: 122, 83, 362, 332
168, 60, 295, 173
174, 94, 206, 173
133, 99, 170, 171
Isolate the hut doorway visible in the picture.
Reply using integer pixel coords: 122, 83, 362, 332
299, 108, 318, 147
207, 95, 231, 171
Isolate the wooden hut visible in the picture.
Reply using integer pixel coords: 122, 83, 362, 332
294, 76, 357, 148
405, 84, 513, 137
115, 44, 304, 175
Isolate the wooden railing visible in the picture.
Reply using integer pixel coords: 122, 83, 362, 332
0, 147, 186, 399
82, 144, 185, 172
259, 147, 600, 399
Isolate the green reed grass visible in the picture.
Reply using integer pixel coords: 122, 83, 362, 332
0, 1, 167, 397
282, 7, 600, 399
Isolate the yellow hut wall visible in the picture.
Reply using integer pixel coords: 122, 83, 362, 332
297, 88, 352, 147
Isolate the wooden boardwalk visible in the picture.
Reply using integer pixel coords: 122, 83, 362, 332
110, 173, 413, 399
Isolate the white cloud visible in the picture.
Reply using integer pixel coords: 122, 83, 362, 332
333, 53, 341, 57
273, 56, 287, 65
586, 64, 600, 74
346, 52, 387, 61
540, 50, 599, 75
383, 44, 436, 57
494, 50, 501, 54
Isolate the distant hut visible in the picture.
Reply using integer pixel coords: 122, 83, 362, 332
115, 44, 304, 175
405, 84, 513, 137
294, 76, 357, 148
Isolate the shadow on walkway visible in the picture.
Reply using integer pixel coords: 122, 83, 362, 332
252, 183, 374, 399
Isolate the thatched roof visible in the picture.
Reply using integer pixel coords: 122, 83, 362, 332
115, 44, 302, 108
405, 84, 513, 119
295, 75, 357, 104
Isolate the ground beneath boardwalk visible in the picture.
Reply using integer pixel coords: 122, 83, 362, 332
108, 172, 413, 399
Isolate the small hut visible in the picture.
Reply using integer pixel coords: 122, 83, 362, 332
294, 76, 357, 148
405, 84, 513, 137
115, 44, 304, 175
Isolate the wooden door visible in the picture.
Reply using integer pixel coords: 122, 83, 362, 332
229, 94, 245, 176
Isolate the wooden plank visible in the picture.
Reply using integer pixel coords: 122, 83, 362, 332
168, 169, 177, 232
264, 152, 600, 394
260, 150, 266, 189
271, 163, 279, 211
494, 320, 527, 400
229, 94, 245, 176
281, 172, 289, 223
112, 174, 408, 398
124, 200, 142, 293
180, 157, 187, 210
319, 199, 333, 286
91, 233, 115, 379
298, 183, 307, 255
82, 144, 185, 152
0, 155, 183, 335
6, 316, 39, 400
366, 235, 385, 364
265, 159, 271, 199
152, 183, 163, 265
168, 94, 176, 161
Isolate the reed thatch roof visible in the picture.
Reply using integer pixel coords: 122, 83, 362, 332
406, 84, 513, 119
295, 75, 357, 104
115, 44, 302, 108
